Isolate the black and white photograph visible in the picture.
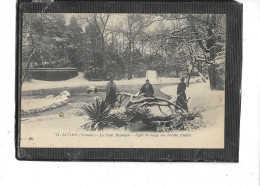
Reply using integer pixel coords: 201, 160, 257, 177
3, 0, 260, 185
20, 13, 226, 148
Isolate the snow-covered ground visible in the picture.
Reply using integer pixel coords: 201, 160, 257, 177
161, 82, 225, 144
22, 72, 200, 91
20, 81, 225, 148
21, 91, 70, 115
160, 82, 225, 109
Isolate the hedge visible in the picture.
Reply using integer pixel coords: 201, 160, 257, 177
27, 68, 78, 81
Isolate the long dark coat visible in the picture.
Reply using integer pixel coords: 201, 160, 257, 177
105, 81, 117, 105
140, 83, 154, 97
176, 82, 188, 111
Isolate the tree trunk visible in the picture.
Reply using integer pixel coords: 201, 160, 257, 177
128, 40, 132, 79
176, 69, 179, 78
150, 41, 152, 54
128, 70, 132, 79
188, 14, 218, 90
208, 64, 217, 90
187, 73, 191, 87
141, 39, 144, 57
122, 34, 125, 52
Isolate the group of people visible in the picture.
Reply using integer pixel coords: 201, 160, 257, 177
105, 76, 188, 111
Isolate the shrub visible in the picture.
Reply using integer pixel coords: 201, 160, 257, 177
107, 111, 130, 129
123, 105, 205, 132
155, 108, 204, 132
216, 65, 225, 90
83, 66, 103, 80
81, 97, 113, 131
125, 105, 152, 123
81, 98, 205, 132
28, 68, 78, 81
81, 98, 130, 131
83, 69, 91, 80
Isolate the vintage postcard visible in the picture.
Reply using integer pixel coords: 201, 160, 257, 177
19, 13, 226, 149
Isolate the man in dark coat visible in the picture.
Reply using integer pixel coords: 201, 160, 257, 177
176, 77, 188, 111
139, 80, 154, 97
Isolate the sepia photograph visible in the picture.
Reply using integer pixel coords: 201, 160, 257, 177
4, 0, 260, 185
20, 13, 226, 148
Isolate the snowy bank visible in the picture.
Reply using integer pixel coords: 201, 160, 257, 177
22, 72, 201, 91
160, 82, 224, 109
21, 91, 70, 115
21, 84, 225, 148
160, 82, 225, 130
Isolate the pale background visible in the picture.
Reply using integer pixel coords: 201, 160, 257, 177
0, 0, 259, 186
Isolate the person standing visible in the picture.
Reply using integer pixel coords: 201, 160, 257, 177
139, 79, 154, 97
176, 77, 188, 111
105, 77, 118, 107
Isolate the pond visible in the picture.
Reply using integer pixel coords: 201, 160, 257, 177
21, 83, 177, 117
